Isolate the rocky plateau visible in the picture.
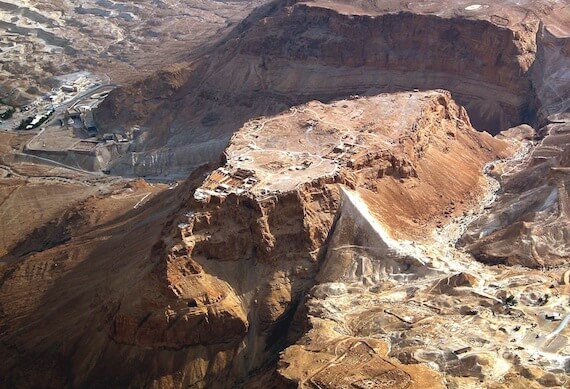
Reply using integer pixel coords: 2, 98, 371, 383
0, 0, 569, 388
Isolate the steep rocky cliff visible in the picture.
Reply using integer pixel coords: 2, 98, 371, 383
93, 0, 569, 178
456, 29, 569, 268
1, 0, 569, 387
0, 91, 516, 387
460, 117, 570, 268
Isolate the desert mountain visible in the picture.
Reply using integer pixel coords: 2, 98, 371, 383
95, 0, 568, 177
0, 0, 569, 388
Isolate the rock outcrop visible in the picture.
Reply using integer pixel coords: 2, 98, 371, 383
1, 0, 569, 388
278, 182, 569, 388
93, 0, 569, 177
0, 91, 515, 387
460, 116, 570, 267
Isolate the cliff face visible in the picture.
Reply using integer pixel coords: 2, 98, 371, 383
91, 0, 570, 178
144, 92, 511, 387
0, 91, 512, 387
455, 24, 570, 267
225, 2, 536, 131
460, 118, 570, 268
1, 1, 569, 387
88, 0, 570, 286
182, 187, 338, 263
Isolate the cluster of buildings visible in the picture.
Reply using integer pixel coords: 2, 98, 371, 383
48, 73, 101, 106
193, 167, 258, 201
1, 72, 106, 132
192, 139, 364, 203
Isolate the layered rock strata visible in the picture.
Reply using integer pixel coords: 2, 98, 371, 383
93, 0, 570, 177
0, 91, 513, 387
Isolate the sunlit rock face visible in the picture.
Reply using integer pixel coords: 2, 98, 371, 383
1, 0, 569, 388
94, 0, 569, 178
460, 118, 570, 268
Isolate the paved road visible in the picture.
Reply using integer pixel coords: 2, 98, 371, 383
14, 152, 103, 176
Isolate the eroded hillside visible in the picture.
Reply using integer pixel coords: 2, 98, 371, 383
1, 90, 556, 388
93, 0, 569, 178
0, 0, 569, 388
0, 0, 266, 105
